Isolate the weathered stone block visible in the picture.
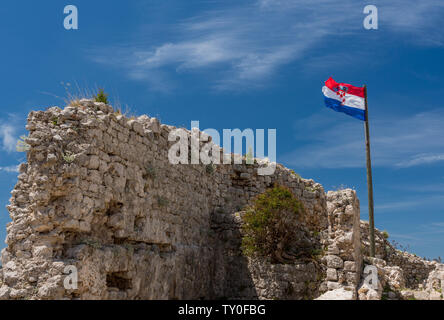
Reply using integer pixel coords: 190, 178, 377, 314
326, 268, 338, 281
326, 255, 344, 269
344, 261, 356, 272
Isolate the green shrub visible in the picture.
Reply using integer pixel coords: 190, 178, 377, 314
310, 248, 324, 257
62, 151, 75, 163
157, 196, 169, 207
94, 88, 109, 104
241, 185, 303, 262
82, 238, 102, 249
206, 164, 215, 175
145, 164, 156, 179
382, 230, 389, 239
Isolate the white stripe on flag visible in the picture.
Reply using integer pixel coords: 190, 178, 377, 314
322, 86, 365, 110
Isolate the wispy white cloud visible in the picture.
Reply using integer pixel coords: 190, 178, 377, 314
389, 233, 423, 242
0, 114, 24, 153
375, 194, 444, 212
392, 183, 444, 193
428, 222, 444, 229
385, 221, 444, 255
91, 0, 444, 91
0, 123, 17, 153
375, 200, 425, 211
407, 222, 444, 237
397, 154, 444, 167
382, 0, 444, 46
282, 109, 444, 169
0, 165, 19, 173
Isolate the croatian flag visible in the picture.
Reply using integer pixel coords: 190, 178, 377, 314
322, 77, 366, 121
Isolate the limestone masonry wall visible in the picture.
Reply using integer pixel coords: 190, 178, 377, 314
0, 100, 328, 300
0, 99, 442, 300
322, 190, 362, 298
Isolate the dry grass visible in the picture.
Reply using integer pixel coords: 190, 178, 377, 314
112, 95, 136, 118
61, 81, 99, 106
39, 81, 139, 117
42, 81, 111, 107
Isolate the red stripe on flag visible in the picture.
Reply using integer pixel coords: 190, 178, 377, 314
325, 77, 365, 98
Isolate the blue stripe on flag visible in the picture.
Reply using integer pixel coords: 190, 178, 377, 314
324, 97, 365, 121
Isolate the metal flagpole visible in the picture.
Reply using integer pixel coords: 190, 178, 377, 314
363, 85, 376, 257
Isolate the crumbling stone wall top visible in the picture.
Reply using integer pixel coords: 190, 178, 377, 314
0, 100, 328, 300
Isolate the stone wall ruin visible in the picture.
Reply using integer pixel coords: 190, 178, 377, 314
0, 99, 442, 300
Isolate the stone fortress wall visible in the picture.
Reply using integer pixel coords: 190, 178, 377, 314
0, 99, 442, 300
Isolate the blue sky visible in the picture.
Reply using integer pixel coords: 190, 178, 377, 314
1, 0, 444, 259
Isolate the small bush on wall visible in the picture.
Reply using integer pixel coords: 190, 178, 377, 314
94, 88, 109, 104
241, 185, 304, 263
